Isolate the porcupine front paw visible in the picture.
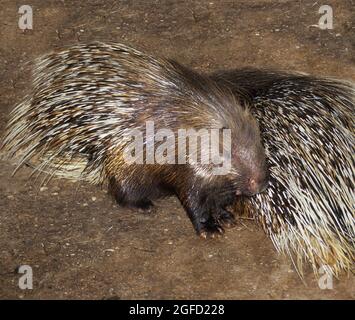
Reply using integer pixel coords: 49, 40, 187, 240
197, 216, 224, 239
216, 208, 236, 229
135, 199, 155, 214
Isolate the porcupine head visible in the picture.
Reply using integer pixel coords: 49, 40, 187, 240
180, 83, 269, 198
219, 102, 268, 196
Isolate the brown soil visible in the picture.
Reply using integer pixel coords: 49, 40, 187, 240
0, 0, 354, 299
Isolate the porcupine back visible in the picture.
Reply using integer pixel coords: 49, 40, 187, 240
212, 68, 354, 276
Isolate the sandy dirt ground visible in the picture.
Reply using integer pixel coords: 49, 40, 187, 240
0, 0, 354, 299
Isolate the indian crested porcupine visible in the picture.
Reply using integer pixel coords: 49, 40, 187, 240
0, 42, 268, 238
212, 68, 354, 276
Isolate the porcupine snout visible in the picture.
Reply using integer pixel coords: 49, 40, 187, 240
234, 162, 269, 196
248, 173, 269, 195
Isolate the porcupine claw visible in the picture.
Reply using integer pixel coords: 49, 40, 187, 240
217, 209, 237, 229
198, 220, 225, 239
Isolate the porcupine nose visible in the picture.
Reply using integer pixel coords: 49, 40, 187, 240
249, 176, 269, 195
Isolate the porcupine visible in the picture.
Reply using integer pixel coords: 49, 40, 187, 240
211, 68, 354, 275
0, 42, 269, 238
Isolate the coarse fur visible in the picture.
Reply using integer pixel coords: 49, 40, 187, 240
0, 42, 268, 238
212, 68, 354, 276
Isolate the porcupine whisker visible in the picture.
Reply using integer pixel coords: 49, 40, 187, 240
30, 144, 70, 180
39, 156, 72, 187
